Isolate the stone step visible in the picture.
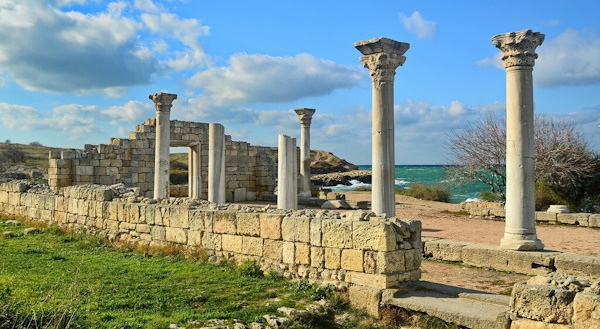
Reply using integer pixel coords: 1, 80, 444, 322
383, 281, 511, 329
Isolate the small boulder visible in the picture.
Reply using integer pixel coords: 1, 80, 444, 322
5, 220, 21, 226
23, 227, 40, 235
321, 200, 352, 210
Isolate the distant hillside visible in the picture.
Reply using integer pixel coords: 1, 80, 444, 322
310, 150, 358, 174
0, 142, 68, 168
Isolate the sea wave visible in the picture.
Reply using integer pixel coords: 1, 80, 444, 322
395, 179, 409, 185
329, 179, 371, 191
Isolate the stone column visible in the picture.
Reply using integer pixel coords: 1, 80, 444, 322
277, 134, 298, 210
188, 143, 201, 199
493, 29, 545, 250
208, 123, 225, 204
294, 108, 316, 197
355, 37, 409, 217
149, 92, 177, 199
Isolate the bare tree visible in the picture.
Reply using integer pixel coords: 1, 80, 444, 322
2, 144, 25, 163
446, 112, 599, 205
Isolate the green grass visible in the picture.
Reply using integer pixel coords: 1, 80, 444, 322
398, 184, 451, 203
0, 219, 391, 329
0, 142, 66, 168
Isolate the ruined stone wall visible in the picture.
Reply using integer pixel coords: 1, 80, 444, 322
0, 181, 422, 292
48, 119, 277, 201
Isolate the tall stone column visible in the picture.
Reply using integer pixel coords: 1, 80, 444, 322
355, 37, 409, 217
493, 29, 545, 250
188, 143, 201, 199
208, 123, 225, 204
294, 108, 316, 197
149, 92, 177, 199
277, 134, 298, 210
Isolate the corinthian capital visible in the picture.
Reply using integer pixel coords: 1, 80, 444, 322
355, 37, 409, 85
294, 108, 316, 126
149, 92, 178, 112
492, 30, 544, 69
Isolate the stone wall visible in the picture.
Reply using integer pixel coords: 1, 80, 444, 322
460, 202, 600, 228
509, 273, 600, 328
0, 181, 422, 295
48, 119, 277, 201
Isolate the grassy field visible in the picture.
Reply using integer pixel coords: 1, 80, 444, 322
0, 219, 385, 329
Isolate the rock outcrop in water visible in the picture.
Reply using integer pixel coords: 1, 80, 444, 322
311, 170, 372, 187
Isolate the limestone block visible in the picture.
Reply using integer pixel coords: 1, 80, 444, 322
281, 217, 310, 242
144, 206, 155, 225
170, 206, 189, 229
234, 188, 247, 202
282, 241, 295, 264
558, 213, 590, 226
129, 204, 140, 224
136, 224, 151, 233
165, 227, 187, 244
263, 239, 283, 261
203, 211, 214, 232
151, 226, 166, 241
353, 221, 396, 251
536, 212, 558, 223
348, 272, 399, 289
295, 243, 310, 265
377, 251, 406, 274
119, 222, 136, 231
310, 218, 322, 246
242, 236, 263, 256
363, 251, 376, 274
154, 206, 170, 226
213, 211, 237, 234
341, 249, 364, 272
322, 219, 353, 248
510, 319, 570, 329
260, 214, 283, 239
348, 285, 382, 317
511, 283, 576, 324
423, 239, 472, 262
237, 213, 260, 237
555, 253, 600, 277
202, 232, 221, 251
404, 249, 422, 271
222, 234, 243, 253
310, 247, 324, 268
188, 210, 206, 231
589, 214, 600, 228
325, 247, 341, 270
572, 293, 600, 329
321, 200, 352, 209
462, 243, 558, 275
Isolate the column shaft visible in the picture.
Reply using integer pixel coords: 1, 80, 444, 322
150, 93, 177, 199
208, 123, 225, 204
294, 108, 315, 197
277, 134, 298, 210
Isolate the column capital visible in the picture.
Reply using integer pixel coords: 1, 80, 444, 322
294, 108, 316, 126
355, 37, 409, 85
492, 29, 544, 69
149, 92, 178, 112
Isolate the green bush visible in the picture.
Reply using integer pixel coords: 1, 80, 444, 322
236, 260, 264, 278
399, 184, 450, 203
169, 170, 188, 185
535, 181, 569, 211
480, 191, 504, 202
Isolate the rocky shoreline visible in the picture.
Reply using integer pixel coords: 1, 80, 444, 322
310, 170, 372, 187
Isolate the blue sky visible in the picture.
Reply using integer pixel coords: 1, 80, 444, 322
0, 0, 599, 165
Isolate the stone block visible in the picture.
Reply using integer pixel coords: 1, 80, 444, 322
233, 188, 247, 202
136, 224, 151, 233
260, 214, 283, 239
536, 212, 558, 223
341, 249, 363, 272
572, 293, 600, 329
222, 234, 243, 253
322, 219, 352, 248
310, 247, 324, 268
511, 283, 576, 324
281, 217, 310, 242
170, 206, 189, 228
263, 239, 283, 261
510, 319, 570, 329
187, 231, 202, 246
377, 250, 406, 274
423, 239, 472, 262
348, 272, 399, 289
461, 243, 558, 275
282, 241, 295, 264
589, 214, 600, 228
188, 209, 206, 231
151, 226, 166, 241
154, 206, 170, 226
558, 213, 590, 226
202, 232, 221, 250
165, 227, 187, 244
237, 213, 260, 237
325, 247, 341, 270
353, 221, 396, 251
363, 251, 376, 274
310, 218, 322, 246
555, 253, 600, 277
242, 236, 263, 256
348, 285, 382, 317
404, 249, 422, 271
295, 243, 310, 265
214, 211, 237, 234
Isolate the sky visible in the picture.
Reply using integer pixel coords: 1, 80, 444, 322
0, 0, 599, 165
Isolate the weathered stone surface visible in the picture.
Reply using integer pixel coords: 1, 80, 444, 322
510, 318, 571, 328
462, 243, 557, 275
341, 249, 363, 272
202, 232, 221, 250
222, 234, 243, 253
281, 217, 310, 242
237, 213, 260, 237
511, 283, 575, 324
214, 211, 236, 234
322, 220, 352, 248
404, 249, 421, 271
295, 243, 310, 265
169, 206, 189, 228
348, 272, 398, 289
377, 250, 406, 274
536, 212, 558, 223
353, 221, 395, 251
282, 241, 295, 264
555, 253, 600, 277
348, 285, 382, 317
165, 227, 187, 244
321, 200, 352, 210
260, 214, 283, 240
424, 239, 471, 262
558, 213, 590, 226
310, 247, 324, 268
242, 236, 263, 256
572, 293, 600, 329
589, 214, 600, 228
263, 239, 283, 261
325, 247, 341, 270
187, 231, 202, 246
310, 219, 322, 246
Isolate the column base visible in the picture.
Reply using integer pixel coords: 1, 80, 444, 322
298, 191, 312, 198
500, 234, 544, 251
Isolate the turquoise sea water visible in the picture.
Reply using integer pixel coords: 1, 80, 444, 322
330, 165, 490, 204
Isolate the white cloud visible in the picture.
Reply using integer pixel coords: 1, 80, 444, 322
535, 29, 600, 87
134, 0, 160, 13
102, 101, 153, 124
0, 0, 159, 94
185, 53, 364, 109
542, 19, 561, 27
399, 11, 436, 39
475, 52, 503, 69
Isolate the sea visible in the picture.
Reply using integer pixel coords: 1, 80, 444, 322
328, 165, 489, 204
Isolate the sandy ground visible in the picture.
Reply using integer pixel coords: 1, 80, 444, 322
243, 191, 600, 294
